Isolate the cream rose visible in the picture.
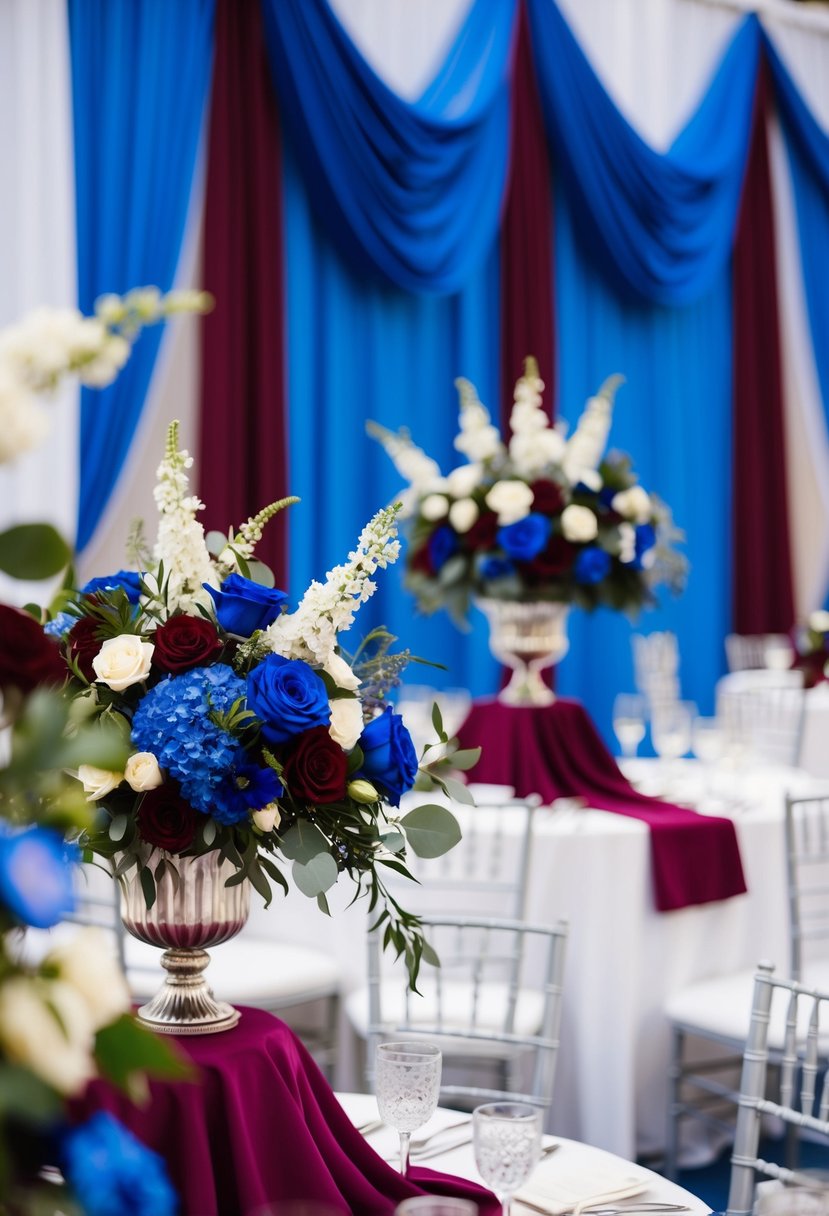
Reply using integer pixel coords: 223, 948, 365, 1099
809, 610, 829, 634
323, 652, 361, 691
77, 764, 124, 802
124, 751, 164, 792
448, 498, 479, 534
0, 978, 95, 1095
91, 634, 154, 691
561, 504, 598, 543
611, 485, 652, 524
446, 463, 483, 498
47, 928, 131, 1032
328, 697, 364, 750
253, 804, 281, 833
420, 494, 449, 522
484, 480, 534, 526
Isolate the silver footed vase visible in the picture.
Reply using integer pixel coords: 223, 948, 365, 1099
476, 598, 570, 707
117, 850, 250, 1035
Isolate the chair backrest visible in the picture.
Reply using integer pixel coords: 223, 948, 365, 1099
68, 861, 128, 969
717, 683, 806, 768
389, 794, 539, 922
726, 633, 793, 673
786, 793, 829, 980
632, 632, 680, 705
366, 913, 568, 1111
727, 963, 829, 1216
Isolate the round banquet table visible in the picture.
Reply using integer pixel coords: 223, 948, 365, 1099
73, 1007, 500, 1215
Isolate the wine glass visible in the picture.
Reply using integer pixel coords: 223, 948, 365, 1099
472, 1103, 542, 1216
375, 1041, 442, 1176
612, 694, 647, 759
691, 714, 724, 802
395, 1199, 479, 1215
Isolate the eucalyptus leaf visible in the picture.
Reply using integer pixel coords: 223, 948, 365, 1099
247, 560, 275, 589
279, 821, 330, 863
292, 852, 339, 897
201, 818, 217, 848
108, 814, 128, 843
400, 804, 462, 859
380, 829, 405, 853
0, 1064, 62, 1125
139, 866, 156, 910
0, 522, 71, 580
449, 747, 481, 772
437, 776, 475, 806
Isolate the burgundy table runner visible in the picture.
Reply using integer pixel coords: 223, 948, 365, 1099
75, 1007, 499, 1215
456, 698, 747, 912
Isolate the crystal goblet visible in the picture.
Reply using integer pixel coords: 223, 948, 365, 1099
473, 1102, 542, 1216
375, 1041, 442, 1177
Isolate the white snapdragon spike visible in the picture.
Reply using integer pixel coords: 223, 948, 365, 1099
0, 366, 46, 463
153, 421, 216, 615
509, 429, 566, 475
266, 504, 401, 666
453, 378, 504, 464
612, 485, 652, 524
366, 421, 446, 498
561, 375, 623, 486
215, 496, 301, 579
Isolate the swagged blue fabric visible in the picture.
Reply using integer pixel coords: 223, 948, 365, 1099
259, 0, 517, 295
525, 0, 760, 306
69, 0, 215, 552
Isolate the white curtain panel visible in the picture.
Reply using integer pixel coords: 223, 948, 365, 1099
0, 0, 76, 607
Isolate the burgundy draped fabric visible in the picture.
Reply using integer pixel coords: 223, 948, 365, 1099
457, 699, 747, 912
199, 0, 289, 585
731, 62, 794, 634
500, 0, 556, 432
76, 1008, 499, 1215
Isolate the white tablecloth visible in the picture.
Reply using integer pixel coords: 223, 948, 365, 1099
242, 760, 826, 1161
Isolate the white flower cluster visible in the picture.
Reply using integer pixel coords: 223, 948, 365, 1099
453, 378, 504, 464
366, 421, 446, 512
265, 504, 402, 667
0, 928, 130, 1095
508, 364, 566, 476
215, 497, 300, 578
152, 423, 216, 615
560, 375, 623, 489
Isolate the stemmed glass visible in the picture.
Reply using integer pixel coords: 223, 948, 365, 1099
612, 694, 647, 759
375, 1042, 442, 1176
472, 1103, 542, 1216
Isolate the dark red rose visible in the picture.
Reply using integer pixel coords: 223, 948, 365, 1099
0, 604, 65, 693
152, 614, 223, 674
283, 725, 348, 804
65, 615, 103, 681
529, 479, 566, 517
409, 543, 435, 577
523, 534, 576, 583
136, 787, 199, 853
462, 510, 499, 552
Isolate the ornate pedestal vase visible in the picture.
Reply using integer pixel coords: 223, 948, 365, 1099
117, 851, 250, 1035
476, 598, 570, 707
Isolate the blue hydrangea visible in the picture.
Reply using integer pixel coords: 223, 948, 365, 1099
43, 611, 76, 639
62, 1112, 176, 1216
131, 665, 245, 815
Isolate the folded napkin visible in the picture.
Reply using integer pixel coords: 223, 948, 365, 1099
514, 1158, 650, 1215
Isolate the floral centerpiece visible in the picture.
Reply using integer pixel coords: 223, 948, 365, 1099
793, 610, 829, 688
47, 421, 463, 1030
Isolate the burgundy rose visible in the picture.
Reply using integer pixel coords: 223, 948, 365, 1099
65, 615, 104, 682
462, 510, 499, 552
529, 479, 566, 517
0, 604, 65, 693
136, 786, 199, 853
283, 725, 348, 804
523, 534, 576, 583
409, 543, 435, 577
153, 615, 223, 674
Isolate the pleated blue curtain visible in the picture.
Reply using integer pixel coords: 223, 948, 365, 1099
526, 0, 759, 305
69, 0, 215, 552
260, 0, 516, 294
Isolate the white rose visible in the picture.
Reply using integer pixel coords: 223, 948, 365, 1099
328, 697, 364, 750
323, 652, 361, 691
561, 504, 598, 543
91, 634, 154, 691
809, 610, 829, 634
420, 494, 449, 522
47, 928, 131, 1032
124, 751, 164, 792
446, 464, 483, 498
484, 480, 534, 526
448, 498, 479, 534
611, 485, 652, 525
253, 804, 281, 833
0, 977, 95, 1095
77, 764, 124, 802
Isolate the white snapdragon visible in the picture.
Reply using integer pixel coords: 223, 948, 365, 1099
366, 422, 446, 498
0, 977, 95, 1095
47, 929, 131, 1032
561, 377, 622, 486
485, 480, 534, 526
328, 697, 364, 750
453, 378, 505, 464
448, 498, 479, 534
153, 422, 217, 615
124, 752, 164, 792
509, 429, 566, 475
91, 635, 154, 691
611, 485, 652, 525
0, 366, 47, 464
420, 494, 449, 522
561, 504, 598, 543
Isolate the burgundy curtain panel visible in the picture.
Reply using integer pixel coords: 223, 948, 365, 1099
500, 0, 556, 432
199, 0, 289, 584
731, 61, 794, 635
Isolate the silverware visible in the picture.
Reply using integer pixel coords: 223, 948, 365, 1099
356, 1118, 385, 1136
410, 1117, 471, 1151
518, 1203, 690, 1216
408, 1131, 473, 1161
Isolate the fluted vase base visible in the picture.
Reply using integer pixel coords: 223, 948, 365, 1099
136, 947, 241, 1036
476, 598, 570, 708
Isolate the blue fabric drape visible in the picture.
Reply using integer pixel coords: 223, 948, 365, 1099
283, 144, 501, 696
554, 183, 733, 744
260, 0, 516, 295
69, 0, 215, 552
526, 0, 759, 305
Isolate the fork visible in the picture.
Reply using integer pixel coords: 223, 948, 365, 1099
518, 1203, 689, 1216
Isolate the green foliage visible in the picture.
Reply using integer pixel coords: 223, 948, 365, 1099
0, 524, 71, 581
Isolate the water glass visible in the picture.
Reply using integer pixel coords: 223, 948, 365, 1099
375, 1042, 442, 1176
612, 694, 647, 759
473, 1103, 542, 1216
395, 1199, 479, 1215
650, 700, 695, 762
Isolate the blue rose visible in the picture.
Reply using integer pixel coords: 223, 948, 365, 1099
428, 525, 458, 573
359, 708, 418, 807
0, 828, 76, 928
247, 654, 330, 744
81, 570, 143, 604
480, 555, 515, 580
497, 513, 551, 561
205, 573, 288, 637
62, 1112, 177, 1216
574, 546, 611, 585
633, 523, 657, 570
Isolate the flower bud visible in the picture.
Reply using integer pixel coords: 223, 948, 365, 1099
253, 804, 281, 833
348, 779, 379, 805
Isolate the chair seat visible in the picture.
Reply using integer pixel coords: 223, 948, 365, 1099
666, 960, 829, 1050
125, 937, 342, 1007
345, 979, 546, 1058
